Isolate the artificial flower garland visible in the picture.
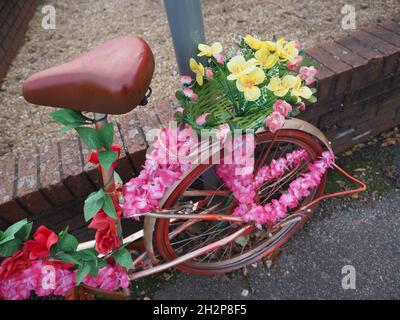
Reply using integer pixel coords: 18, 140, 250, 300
0, 226, 128, 300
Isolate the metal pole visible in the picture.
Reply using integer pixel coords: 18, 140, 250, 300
163, 0, 206, 75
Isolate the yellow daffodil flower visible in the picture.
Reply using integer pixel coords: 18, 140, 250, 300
264, 40, 277, 52
197, 42, 223, 57
255, 47, 279, 69
244, 35, 265, 50
189, 58, 205, 86
292, 76, 313, 101
226, 55, 258, 81
236, 68, 265, 101
276, 40, 299, 62
267, 75, 298, 97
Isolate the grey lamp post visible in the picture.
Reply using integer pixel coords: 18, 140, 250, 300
163, 0, 206, 75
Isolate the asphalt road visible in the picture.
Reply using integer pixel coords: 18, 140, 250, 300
153, 143, 400, 299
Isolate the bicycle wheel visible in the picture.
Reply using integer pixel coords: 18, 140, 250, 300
154, 129, 327, 275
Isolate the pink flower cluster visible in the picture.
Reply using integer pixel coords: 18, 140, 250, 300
218, 150, 334, 224
82, 265, 129, 291
216, 149, 309, 206
0, 260, 75, 300
0, 260, 129, 300
265, 99, 293, 133
123, 126, 196, 218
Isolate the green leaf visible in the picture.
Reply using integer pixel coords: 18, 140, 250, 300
76, 263, 91, 285
0, 219, 28, 245
57, 230, 78, 253
49, 109, 87, 126
114, 172, 123, 185
98, 150, 118, 170
112, 247, 133, 269
57, 252, 81, 266
77, 248, 98, 262
99, 123, 114, 148
60, 123, 83, 134
84, 189, 105, 222
175, 90, 185, 101
102, 194, 117, 219
0, 238, 22, 257
14, 222, 32, 241
307, 95, 317, 104
75, 127, 104, 150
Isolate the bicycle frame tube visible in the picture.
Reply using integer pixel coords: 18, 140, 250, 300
94, 113, 116, 194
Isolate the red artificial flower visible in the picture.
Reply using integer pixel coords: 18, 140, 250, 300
0, 249, 30, 280
88, 199, 122, 254
44, 259, 75, 270
87, 144, 122, 169
94, 225, 121, 255
24, 226, 58, 259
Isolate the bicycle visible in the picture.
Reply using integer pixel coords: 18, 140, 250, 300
3, 35, 366, 300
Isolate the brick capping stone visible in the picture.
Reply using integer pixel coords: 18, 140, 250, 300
1, 17, 400, 239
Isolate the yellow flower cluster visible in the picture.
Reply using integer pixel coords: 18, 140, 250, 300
227, 55, 264, 101
189, 38, 313, 104
267, 75, 312, 103
245, 35, 299, 70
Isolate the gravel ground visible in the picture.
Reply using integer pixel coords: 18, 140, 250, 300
0, 0, 399, 156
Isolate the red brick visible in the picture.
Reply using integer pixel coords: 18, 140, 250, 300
32, 207, 77, 231
367, 25, 400, 47
335, 35, 384, 83
116, 113, 146, 171
351, 30, 399, 75
0, 218, 8, 230
114, 156, 135, 183
0, 155, 17, 205
17, 151, 52, 215
39, 143, 74, 206
155, 101, 176, 127
311, 63, 335, 102
59, 137, 95, 197
379, 20, 400, 36
0, 200, 28, 224
134, 105, 162, 146
51, 202, 86, 233
307, 46, 352, 95
376, 92, 400, 117
328, 41, 369, 90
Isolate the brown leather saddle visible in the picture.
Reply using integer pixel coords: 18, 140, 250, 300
23, 35, 154, 114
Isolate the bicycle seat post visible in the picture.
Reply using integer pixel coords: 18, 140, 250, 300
94, 112, 115, 194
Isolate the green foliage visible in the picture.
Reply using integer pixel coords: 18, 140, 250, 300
0, 219, 32, 257
84, 189, 116, 221
112, 247, 133, 269
98, 149, 118, 170
49, 109, 90, 134
84, 189, 106, 221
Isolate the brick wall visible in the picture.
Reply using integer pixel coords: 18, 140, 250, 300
0, 0, 37, 84
0, 17, 399, 239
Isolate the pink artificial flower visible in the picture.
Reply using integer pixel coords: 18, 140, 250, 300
205, 67, 214, 79
176, 107, 184, 113
195, 113, 210, 126
299, 66, 317, 85
265, 112, 285, 133
297, 102, 306, 111
179, 75, 192, 86
215, 123, 230, 143
294, 40, 302, 50
183, 87, 198, 101
273, 99, 292, 117
213, 52, 224, 64
286, 55, 303, 71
